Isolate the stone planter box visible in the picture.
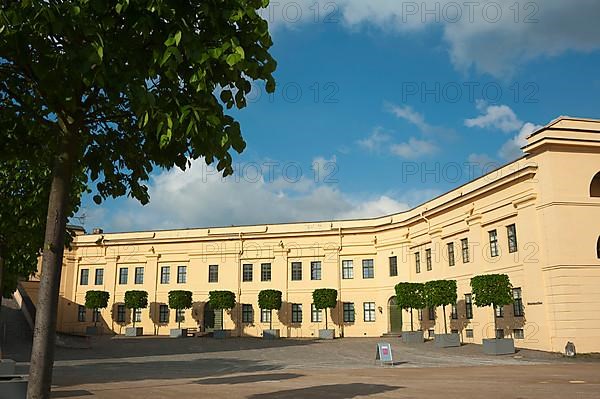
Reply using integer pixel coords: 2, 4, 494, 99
401, 331, 424, 344
170, 328, 188, 338
483, 338, 515, 355
434, 333, 461, 348
318, 329, 335, 340
0, 359, 16, 375
0, 375, 28, 398
263, 329, 280, 340
85, 326, 100, 335
213, 330, 231, 339
125, 327, 143, 337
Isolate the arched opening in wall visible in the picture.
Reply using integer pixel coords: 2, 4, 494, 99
597, 236, 600, 259
388, 296, 402, 334
590, 172, 600, 197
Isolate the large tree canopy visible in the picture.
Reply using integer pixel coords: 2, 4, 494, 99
1, 2, 276, 397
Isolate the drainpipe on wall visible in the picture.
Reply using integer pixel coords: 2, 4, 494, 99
337, 226, 343, 337
237, 232, 243, 337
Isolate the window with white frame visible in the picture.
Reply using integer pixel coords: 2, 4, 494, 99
160, 266, 170, 284
343, 302, 355, 323
243, 264, 253, 282
261, 263, 271, 282
310, 261, 321, 280
363, 302, 376, 322
311, 304, 322, 322
342, 260, 354, 279
489, 229, 499, 257
291, 262, 302, 281
177, 266, 187, 284
291, 304, 302, 323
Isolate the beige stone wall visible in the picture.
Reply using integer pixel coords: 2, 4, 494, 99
56, 117, 600, 353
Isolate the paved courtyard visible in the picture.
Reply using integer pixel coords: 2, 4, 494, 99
5, 333, 600, 398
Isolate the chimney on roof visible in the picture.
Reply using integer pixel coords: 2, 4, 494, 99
92, 228, 104, 235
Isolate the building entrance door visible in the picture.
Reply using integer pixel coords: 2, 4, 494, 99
203, 303, 223, 332
388, 297, 403, 333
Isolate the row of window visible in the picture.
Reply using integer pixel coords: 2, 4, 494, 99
80, 266, 189, 286
417, 288, 523, 320
239, 302, 372, 324
415, 224, 518, 273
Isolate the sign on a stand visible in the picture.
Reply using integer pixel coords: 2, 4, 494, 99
375, 342, 394, 366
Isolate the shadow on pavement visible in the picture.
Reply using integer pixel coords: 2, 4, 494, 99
51, 390, 94, 398
247, 383, 403, 398
195, 372, 303, 385
52, 358, 283, 387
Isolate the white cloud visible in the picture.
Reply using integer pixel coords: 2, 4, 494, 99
265, 1, 600, 77
464, 103, 542, 161
357, 127, 392, 152
464, 103, 523, 133
390, 137, 439, 159
498, 122, 542, 161
78, 158, 430, 232
387, 104, 433, 134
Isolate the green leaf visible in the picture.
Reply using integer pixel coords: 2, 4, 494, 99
226, 53, 242, 66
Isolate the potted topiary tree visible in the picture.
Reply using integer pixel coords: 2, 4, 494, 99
258, 289, 282, 339
208, 290, 236, 339
168, 290, 193, 338
84, 290, 110, 335
312, 288, 337, 339
395, 282, 426, 344
471, 274, 515, 355
124, 290, 148, 337
425, 280, 460, 348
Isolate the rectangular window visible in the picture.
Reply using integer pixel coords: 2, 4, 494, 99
310, 261, 322, 280
291, 262, 302, 281
389, 256, 398, 277
117, 304, 126, 323
209, 265, 219, 283
80, 269, 89, 286
243, 264, 253, 282
513, 288, 524, 317
428, 307, 436, 320
95, 268, 104, 285
134, 308, 142, 323
447, 243, 455, 267
261, 308, 271, 323
496, 329, 504, 339
507, 224, 518, 253
495, 305, 504, 318
363, 302, 376, 322
160, 266, 170, 284
451, 329, 459, 334
513, 329, 524, 339
135, 267, 144, 284
428, 329, 435, 339
451, 303, 458, 319
489, 229, 499, 257
415, 253, 421, 274
362, 259, 374, 279
242, 304, 253, 323
92, 309, 101, 322
342, 260, 354, 279
159, 305, 169, 323
343, 302, 355, 323
461, 238, 470, 263
418, 309, 423, 321
176, 309, 185, 323
311, 304, 322, 322
426, 249, 432, 271
119, 268, 128, 285
77, 305, 86, 322
177, 266, 187, 284
465, 329, 474, 338
291, 304, 302, 323
465, 294, 473, 319
261, 263, 271, 282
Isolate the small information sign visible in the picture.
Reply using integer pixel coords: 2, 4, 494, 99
375, 342, 393, 366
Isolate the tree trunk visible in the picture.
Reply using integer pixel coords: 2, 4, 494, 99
325, 308, 328, 330
443, 305, 447, 334
94, 309, 97, 327
492, 303, 496, 339
269, 309, 272, 330
133, 308, 136, 329
178, 312, 181, 329
27, 134, 75, 399
410, 308, 414, 332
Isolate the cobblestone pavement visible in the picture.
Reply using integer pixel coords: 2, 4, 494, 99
6, 333, 600, 398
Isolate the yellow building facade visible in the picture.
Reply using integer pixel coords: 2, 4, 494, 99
54, 117, 600, 353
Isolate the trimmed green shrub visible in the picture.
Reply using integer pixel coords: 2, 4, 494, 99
84, 290, 110, 326
258, 290, 282, 330
209, 291, 236, 331
395, 282, 426, 331
168, 290, 193, 328
471, 274, 513, 334
424, 280, 457, 334
124, 290, 148, 328
312, 288, 337, 329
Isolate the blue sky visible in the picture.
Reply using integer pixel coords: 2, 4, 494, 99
76, 0, 600, 232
